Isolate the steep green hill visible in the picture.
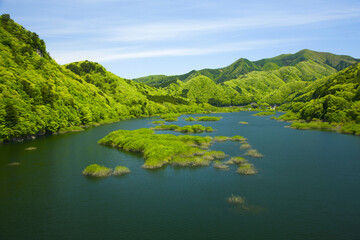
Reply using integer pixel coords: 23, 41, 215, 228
0, 14, 199, 142
276, 62, 360, 134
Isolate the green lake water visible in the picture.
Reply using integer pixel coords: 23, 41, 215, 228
1, 112, 360, 240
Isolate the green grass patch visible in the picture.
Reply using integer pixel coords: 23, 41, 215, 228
225, 157, 248, 165
245, 149, 264, 158
213, 136, 229, 142
230, 135, 246, 141
237, 163, 257, 175
202, 151, 227, 160
184, 117, 196, 121
239, 121, 248, 124
253, 111, 276, 116
160, 113, 181, 122
153, 124, 213, 133
213, 160, 229, 170
98, 128, 213, 169
58, 126, 84, 134
82, 164, 112, 177
240, 143, 251, 150
153, 124, 181, 131
151, 120, 165, 125
196, 116, 222, 121
113, 166, 130, 176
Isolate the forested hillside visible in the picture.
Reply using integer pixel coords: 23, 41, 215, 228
0, 14, 199, 142
135, 49, 359, 106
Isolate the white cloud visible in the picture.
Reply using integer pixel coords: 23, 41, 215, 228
52, 39, 298, 64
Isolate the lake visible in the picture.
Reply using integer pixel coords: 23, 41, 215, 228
1, 112, 360, 240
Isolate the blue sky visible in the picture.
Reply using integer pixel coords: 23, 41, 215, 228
1, 0, 360, 78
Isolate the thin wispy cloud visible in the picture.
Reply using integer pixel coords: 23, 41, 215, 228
52, 39, 298, 64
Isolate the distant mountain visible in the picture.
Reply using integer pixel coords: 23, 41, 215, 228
134, 49, 359, 88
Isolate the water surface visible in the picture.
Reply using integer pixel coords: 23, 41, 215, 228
1, 112, 360, 240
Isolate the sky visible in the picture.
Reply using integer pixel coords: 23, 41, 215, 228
1, 0, 360, 78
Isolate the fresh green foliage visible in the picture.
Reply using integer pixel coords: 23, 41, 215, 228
151, 120, 165, 124
253, 111, 276, 116
82, 164, 112, 177
197, 116, 222, 121
213, 136, 229, 142
230, 135, 246, 141
98, 128, 214, 169
237, 163, 257, 175
239, 121, 248, 124
153, 124, 213, 133
184, 117, 196, 121
113, 166, 130, 176
245, 149, 264, 158
213, 160, 229, 170
225, 157, 248, 165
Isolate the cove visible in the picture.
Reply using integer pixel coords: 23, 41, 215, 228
1, 111, 360, 240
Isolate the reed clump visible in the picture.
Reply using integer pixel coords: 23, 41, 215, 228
240, 142, 252, 149
152, 120, 165, 125
231, 135, 246, 141
253, 111, 276, 116
196, 116, 222, 121
239, 121, 248, 124
184, 117, 196, 121
236, 163, 257, 175
82, 164, 112, 177
225, 157, 248, 165
113, 166, 130, 176
213, 160, 229, 170
227, 195, 246, 205
213, 136, 229, 142
245, 149, 264, 158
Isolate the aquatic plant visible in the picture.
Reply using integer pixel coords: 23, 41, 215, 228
253, 111, 276, 116
8, 162, 21, 166
153, 124, 213, 134
24, 147, 37, 150
205, 126, 214, 132
213, 160, 229, 170
151, 120, 165, 125
227, 195, 246, 205
161, 113, 181, 122
225, 157, 248, 165
82, 164, 112, 177
57, 126, 84, 134
245, 149, 263, 158
202, 151, 227, 160
213, 136, 229, 142
153, 124, 181, 131
113, 166, 130, 176
240, 143, 252, 149
230, 135, 246, 141
237, 163, 257, 175
184, 117, 196, 121
239, 121, 248, 124
196, 116, 222, 121
98, 128, 213, 169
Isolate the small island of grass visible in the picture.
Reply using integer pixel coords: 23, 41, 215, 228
239, 121, 248, 124
184, 117, 196, 121
82, 164, 112, 177
237, 163, 257, 175
153, 124, 213, 133
196, 116, 222, 121
160, 113, 181, 122
213, 160, 229, 170
98, 128, 215, 169
253, 111, 276, 116
245, 149, 264, 158
225, 156, 247, 165
151, 120, 165, 125
230, 135, 246, 141
240, 142, 251, 149
113, 166, 130, 176
213, 136, 229, 142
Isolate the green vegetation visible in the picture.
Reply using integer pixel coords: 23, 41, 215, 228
57, 126, 84, 134
151, 120, 165, 125
213, 136, 229, 142
113, 166, 130, 176
227, 195, 246, 205
225, 157, 248, 165
253, 111, 276, 116
8, 162, 21, 166
82, 164, 112, 177
184, 117, 196, 121
240, 142, 252, 150
239, 121, 248, 124
202, 151, 227, 160
153, 124, 213, 133
245, 149, 264, 158
213, 160, 229, 170
237, 163, 257, 175
230, 135, 246, 141
196, 116, 222, 121
98, 128, 214, 169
